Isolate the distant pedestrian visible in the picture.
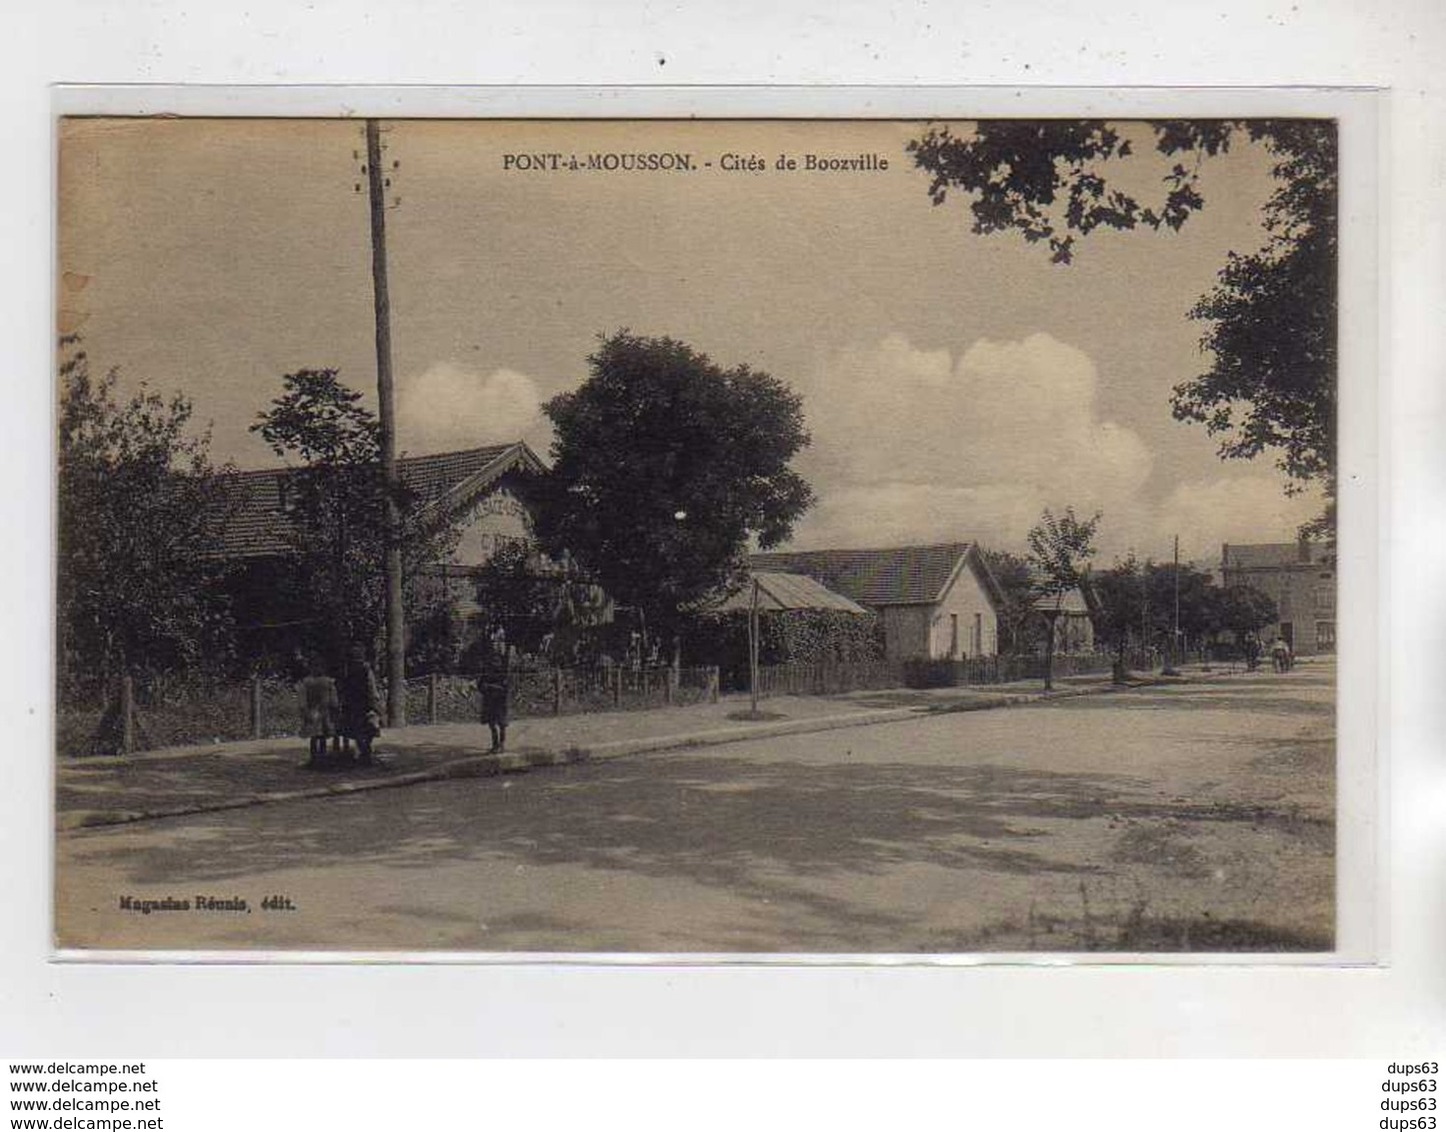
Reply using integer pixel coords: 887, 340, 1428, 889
298, 656, 339, 767
1244, 635, 1262, 671
477, 633, 512, 754
339, 646, 383, 764
1270, 638, 1290, 674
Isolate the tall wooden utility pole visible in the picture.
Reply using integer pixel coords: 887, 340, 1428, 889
748, 575, 761, 716
1163, 534, 1181, 676
366, 119, 406, 727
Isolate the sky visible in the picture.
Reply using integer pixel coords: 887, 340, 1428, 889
57, 117, 1327, 567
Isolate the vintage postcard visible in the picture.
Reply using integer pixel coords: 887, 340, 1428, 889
54, 114, 1352, 957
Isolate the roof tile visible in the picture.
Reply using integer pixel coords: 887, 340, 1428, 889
749, 543, 975, 606
212, 443, 530, 558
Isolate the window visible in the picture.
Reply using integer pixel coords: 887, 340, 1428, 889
1314, 585, 1334, 611
1315, 620, 1335, 651
949, 614, 959, 658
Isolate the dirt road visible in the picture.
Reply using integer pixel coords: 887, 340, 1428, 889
56, 662, 1334, 953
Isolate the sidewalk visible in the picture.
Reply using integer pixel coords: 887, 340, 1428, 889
55, 665, 1230, 832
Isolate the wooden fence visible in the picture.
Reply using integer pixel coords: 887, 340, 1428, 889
58, 665, 722, 756
750, 660, 907, 698
59, 650, 1167, 756
405, 665, 721, 726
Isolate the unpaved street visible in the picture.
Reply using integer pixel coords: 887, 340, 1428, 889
56, 663, 1334, 953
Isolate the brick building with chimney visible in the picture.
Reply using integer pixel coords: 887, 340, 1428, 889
1219, 538, 1335, 656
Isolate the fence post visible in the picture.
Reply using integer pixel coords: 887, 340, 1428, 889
665, 666, 676, 705
250, 676, 264, 739
708, 666, 719, 703
552, 667, 562, 716
119, 674, 136, 755
428, 672, 439, 725
612, 665, 622, 708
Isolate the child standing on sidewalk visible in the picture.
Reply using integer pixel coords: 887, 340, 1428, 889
477, 632, 512, 754
298, 656, 339, 768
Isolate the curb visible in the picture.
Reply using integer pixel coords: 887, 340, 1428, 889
57, 671, 1231, 832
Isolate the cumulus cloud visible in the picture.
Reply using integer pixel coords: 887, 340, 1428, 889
397, 361, 546, 453
789, 482, 1048, 552
790, 332, 1154, 551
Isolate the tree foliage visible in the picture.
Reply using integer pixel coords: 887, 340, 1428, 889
1212, 583, 1279, 643
689, 607, 882, 689
1026, 507, 1100, 687
1091, 555, 1278, 667
469, 541, 612, 663
909, 121, 1240, 265
533, 331, 815, 642
251, 369, 457, 667
1027, 507, 1100, 605
57, 337, 235, 695
1093, 558, 1224, 653
471, 542, 562, 656
1090, 554, 1147, 664
909, 119, 1337, 524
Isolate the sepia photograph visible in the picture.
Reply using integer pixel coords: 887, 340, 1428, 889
54, 115, 1342, 956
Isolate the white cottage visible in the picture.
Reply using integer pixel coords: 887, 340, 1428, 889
749, 542, 1004, 661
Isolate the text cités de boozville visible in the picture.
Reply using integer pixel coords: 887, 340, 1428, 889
501, 151, 890, 173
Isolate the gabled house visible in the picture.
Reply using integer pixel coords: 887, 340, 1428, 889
214, 441, 550, 664
217, 440, 546, 565
1032, 578, 1097, 655
748, 542, 1003, 661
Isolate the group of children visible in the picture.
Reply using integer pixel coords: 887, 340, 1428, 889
297, 648, 384, 767
297, 633, 513, 767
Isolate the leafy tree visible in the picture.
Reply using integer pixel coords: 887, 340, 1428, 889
1091, 555, 1146, 682
471, 540, 566, 656
1143, 561, 1220, 658
1212, 584, 1279, 650
1092, 557, 1277, 673
908, 119, 1337, 534
251, 369, 458, 670
534, 331, 814, 655
1026, 507, 1100, 689
57, 336, 235, 697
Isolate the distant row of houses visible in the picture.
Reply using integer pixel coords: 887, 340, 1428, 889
215, 440, 1333, 665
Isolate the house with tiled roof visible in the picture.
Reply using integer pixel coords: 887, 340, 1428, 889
216, 441, 546, 564
1219, 538, 1334, 656
748, 542, 1003, 661
215, 441, 549, 664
